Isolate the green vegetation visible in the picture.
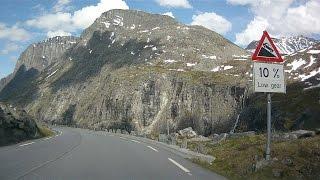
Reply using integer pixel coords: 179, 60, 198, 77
189, 135, 320, 179
37, 125, 55, 137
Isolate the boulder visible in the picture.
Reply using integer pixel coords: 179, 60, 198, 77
254, 159, 270, 172
0, 103, 41, 146
159, 134, 168, 143
188, 135, 211, 142
290, 130, 315, 139
282, 158, 293, 166
130, 131, 137, 136
272, 133, 298, 141
228, 131, 256, 138
212, 133, 228, 143
178, 127, 197, 138
272, 169, 283, 178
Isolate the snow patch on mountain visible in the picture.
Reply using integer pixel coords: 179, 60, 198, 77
299, 68, 320, 81
287, 58, 307, 71
307, 50, 320, 54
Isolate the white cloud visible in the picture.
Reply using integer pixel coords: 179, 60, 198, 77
274, 0, 320, 36
162, 12, 175, 18
227, 0, 293, 19
0, 43, 20, 55
47, 30, 72, 38
155, 0, 192, 8
53, 0, 72, 12
0, 23, 30, 41
191, 12, 232, 35
230, 0, 320, 46
72, 0, 129, 29
26, 12, 74, 31
235, 16, 269, 46
26, 0, 129, 35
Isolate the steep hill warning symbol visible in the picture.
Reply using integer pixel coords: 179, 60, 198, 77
252, 31, 283, 62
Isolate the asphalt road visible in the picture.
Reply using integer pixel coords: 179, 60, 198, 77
0, 127, 226, 180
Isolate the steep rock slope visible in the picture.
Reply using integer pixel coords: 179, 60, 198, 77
15, 36, 79, 72
0, 36, 79, 92
0, 10, 251, 135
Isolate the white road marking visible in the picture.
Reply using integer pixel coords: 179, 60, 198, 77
44, 137, 52, 140
147, 146, 158, 152
168, 158, 191, 173
109, 134, 114, 137
19, 142, 34, 147
131, 139, 141, 144
119, 137, 127, 140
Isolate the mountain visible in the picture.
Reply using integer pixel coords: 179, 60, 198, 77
285, 42, 320, 85
0, 10, 252, 135
15, 36, 79, 72
246, 36, 318, 55
0, 9, 318, 135
0, 36, 79, 92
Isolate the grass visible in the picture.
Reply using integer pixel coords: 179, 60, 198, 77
37, 125, 55, 137
188, 134, 320, 179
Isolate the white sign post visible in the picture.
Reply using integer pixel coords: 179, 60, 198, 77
253, 62, 285, 93
252, 31, 286, 161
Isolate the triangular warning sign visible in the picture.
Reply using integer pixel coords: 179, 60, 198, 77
252, 31, 283, 62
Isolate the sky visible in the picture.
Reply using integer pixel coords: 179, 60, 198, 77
0, 0, 319, 78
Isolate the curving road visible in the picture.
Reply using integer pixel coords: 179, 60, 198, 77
0, 127, 226, 180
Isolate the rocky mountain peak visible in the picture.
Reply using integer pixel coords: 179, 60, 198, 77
15, 36, 79, 73
73, 9, 249, 73
246, 35, 318, 55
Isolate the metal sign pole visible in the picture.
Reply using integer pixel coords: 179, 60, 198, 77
266, 93, 272, 160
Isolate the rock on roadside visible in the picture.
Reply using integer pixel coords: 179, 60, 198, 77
178, 127, 197, 138
290, 130, 315, 138
0, 103, 41, 146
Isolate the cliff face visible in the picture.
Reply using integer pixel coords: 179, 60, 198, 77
29, 68, 248, 135
0, 36, 79, 92
15, 36, 79, 72
0, 9, 253, 135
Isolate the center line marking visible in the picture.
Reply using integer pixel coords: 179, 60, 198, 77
147, 146, 158, 152
119, 137, 127, 140
168, 158, 191, 173
131, 139, 141, 143
19, 142, 34, 147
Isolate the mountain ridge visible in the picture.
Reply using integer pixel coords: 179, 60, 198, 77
246, 35, 318, 55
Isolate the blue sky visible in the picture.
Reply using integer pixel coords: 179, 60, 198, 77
0, 0, 319, 78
